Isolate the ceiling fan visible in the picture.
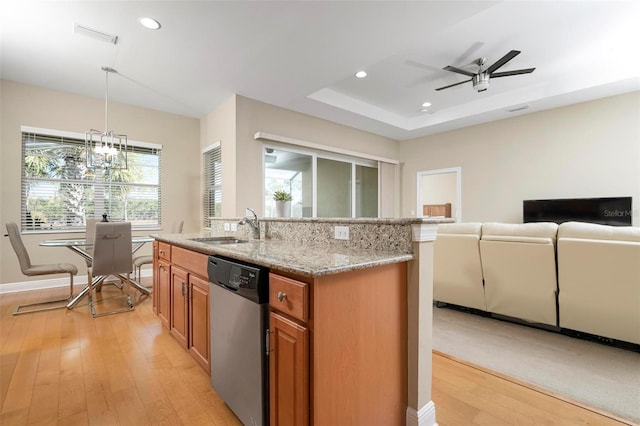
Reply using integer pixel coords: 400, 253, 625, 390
436, 50, 535, 92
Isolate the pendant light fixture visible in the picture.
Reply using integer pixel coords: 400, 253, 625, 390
85, 66, 128, 170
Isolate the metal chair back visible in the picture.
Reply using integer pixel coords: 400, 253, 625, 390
92, 222, 133, 276
5, 222, 77, 315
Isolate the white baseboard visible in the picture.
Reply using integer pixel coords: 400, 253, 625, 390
0, 269, 153, 294
406, 401, 437, 426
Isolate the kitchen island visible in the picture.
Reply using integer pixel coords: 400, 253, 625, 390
152, 217, 451, 426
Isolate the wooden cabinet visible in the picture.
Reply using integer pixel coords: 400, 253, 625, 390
152, 240, 158, 313
170, 265, 189, 348
152, 242, 210, 373
269, 273, 310, 426
156, 258, 171, 329
269, 274, 309, 323
152, 241, 407, 421
269, 311, 309, 426
158, 241, 171, 262
189, 273, 210, 373
153, 240, 172, 329
269, 263, 407, 426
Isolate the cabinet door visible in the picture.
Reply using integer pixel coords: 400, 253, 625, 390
269, 312, 309, 426
170, 266, 189, 348
156, 259, 171, 329
189, 274, 210, 373
152, 240, 159, 313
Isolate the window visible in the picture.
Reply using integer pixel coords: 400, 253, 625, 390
21, 127, 162, 232
265, 150, 312, 217
264, 145, 379, 218
203, 142, 222, 227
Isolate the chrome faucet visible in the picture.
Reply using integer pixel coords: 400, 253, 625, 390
238, 208, 260, 239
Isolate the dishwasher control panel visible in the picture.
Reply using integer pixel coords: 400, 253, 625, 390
229, 264, 259, 290
208, 255, 269, 304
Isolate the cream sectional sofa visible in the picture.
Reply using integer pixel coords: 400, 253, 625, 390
557, 222, 640, 345
480, 222, 559, 326
433, 223, 486, 311
434, 221, 640, 345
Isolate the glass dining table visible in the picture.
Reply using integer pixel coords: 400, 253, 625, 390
40, 236, 154, 309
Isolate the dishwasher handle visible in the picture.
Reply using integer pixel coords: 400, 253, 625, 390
215, 281, 238, 292
265, 329, 270, 356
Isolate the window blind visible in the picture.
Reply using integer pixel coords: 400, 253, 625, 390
203, 143, 222, 227
21, 130, 162, 232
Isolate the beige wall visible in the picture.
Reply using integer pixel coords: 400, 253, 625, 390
400, 92, 640, 225
232, 95, 400, 216
1, 80, 200, 284
200, 95, 238, 218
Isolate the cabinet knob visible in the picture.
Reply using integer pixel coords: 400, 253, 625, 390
277, 291, 287, 302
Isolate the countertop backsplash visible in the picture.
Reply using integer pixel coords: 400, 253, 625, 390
208, 217, 453, 253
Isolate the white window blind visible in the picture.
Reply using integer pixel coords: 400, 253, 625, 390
21, 130, 162, 232
203, 143, 222, 227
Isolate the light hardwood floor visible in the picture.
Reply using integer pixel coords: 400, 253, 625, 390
0, 283, 634, 426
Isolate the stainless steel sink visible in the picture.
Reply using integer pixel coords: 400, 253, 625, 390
190, 236, 249, 245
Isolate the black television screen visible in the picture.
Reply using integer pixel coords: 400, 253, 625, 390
523, 197, 632, 226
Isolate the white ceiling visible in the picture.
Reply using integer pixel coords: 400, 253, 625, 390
2, 1, 639, 141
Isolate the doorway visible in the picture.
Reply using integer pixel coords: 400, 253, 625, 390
417, 167, 461, 222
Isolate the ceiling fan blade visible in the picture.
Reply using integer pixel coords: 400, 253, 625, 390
435, 79, 472, 91
490, 68, 536, 78
485, 50, 520, 74
443, 65, 476, 77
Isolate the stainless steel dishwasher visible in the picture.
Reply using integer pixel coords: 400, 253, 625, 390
208, 255, 269, 426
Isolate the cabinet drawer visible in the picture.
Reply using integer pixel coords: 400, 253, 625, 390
269, 273, 308, 323
158, 242, 172, 261
172, 246, 208, 278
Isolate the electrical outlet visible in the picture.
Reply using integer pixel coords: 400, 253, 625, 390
230, 223, 238, 232
334, 225, 349, 240
224, 223, 230, 231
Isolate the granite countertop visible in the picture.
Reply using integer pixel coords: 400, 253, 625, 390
153, 233, 414, 277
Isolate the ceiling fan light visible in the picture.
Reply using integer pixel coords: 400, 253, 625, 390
473, 74, 490, 92
355, 70, 367, 78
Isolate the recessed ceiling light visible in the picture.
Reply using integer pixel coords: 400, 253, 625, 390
422, 102, 432, 108
355, 71, 367, 78
139, 17, 161, 30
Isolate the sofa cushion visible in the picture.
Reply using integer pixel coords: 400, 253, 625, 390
558, 221, 640, 242
434, 223, 486, 311
482, 222, 559, 242
480, 222, 559, 326
437, 222, 482, 236
557, 222, 640, 344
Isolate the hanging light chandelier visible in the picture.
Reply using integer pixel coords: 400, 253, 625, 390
85, 66, 128, 170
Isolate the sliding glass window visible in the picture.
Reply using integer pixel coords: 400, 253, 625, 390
264, 146, 378, 218
264, 150, 312, 217
356, 164, 378, 217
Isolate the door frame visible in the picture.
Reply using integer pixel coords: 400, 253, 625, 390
416, 167, 461, 222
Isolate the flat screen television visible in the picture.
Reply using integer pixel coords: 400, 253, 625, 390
523, 197, 632, 226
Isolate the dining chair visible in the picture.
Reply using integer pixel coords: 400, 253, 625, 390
132, 220, 183, 280
5, 222, 78, 315
87, 221, 137, 317
84, 218, 98, 262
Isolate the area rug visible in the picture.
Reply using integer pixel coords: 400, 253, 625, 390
432, 306, 640, 423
